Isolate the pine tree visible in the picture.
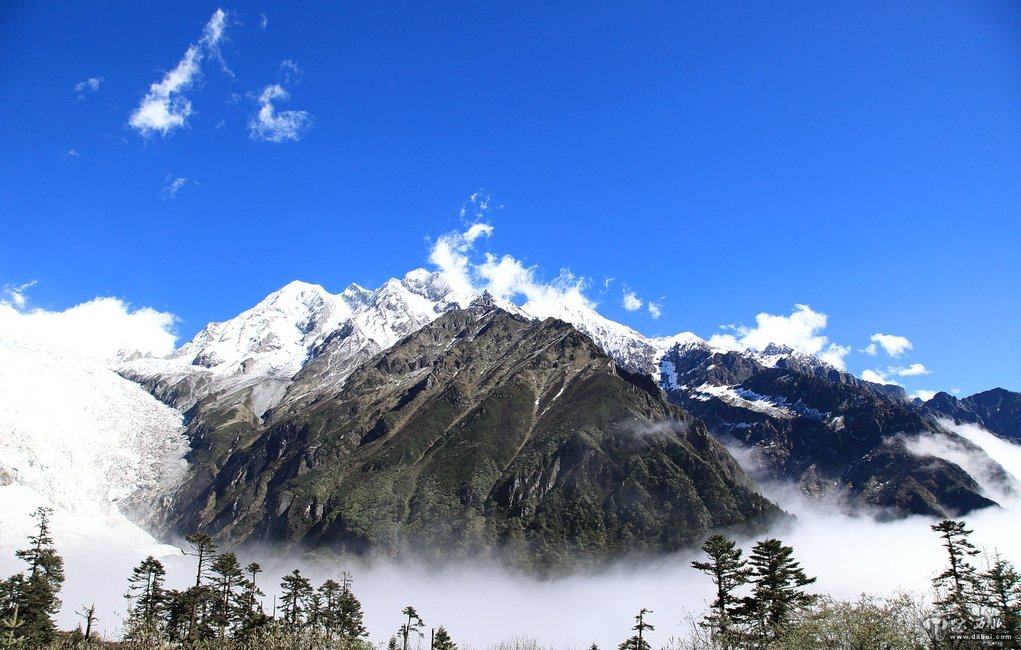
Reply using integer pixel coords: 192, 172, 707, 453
280, 569, 313, 630
124, 555, 168, 640
618, 608, 653, 650
183, 532, 218, 643
691, 533, 751, 648
931, 520, 982, 633
5, 507, 64, 647
236, 561, 270, 637
739, 538, 815, 643
400, 605, 425, 650
0, 603, 26, 648
433, 625, 457, 650
981, 555, 1021, 647
209, 551, 245, 639
337, 573, 368, 644
319, 579, 343, 639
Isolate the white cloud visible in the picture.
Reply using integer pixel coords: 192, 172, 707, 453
891, 363, 929, 377
428, 219, 594, 315
861, 369, 899, 386
248, 84, 313, 142
0, 298, 177, 365
863, 343, 878, 356
463, 222, 494, 244
74, 76, 102, 98
870, 333, 912, 358
647, 301, 662, 320
622, 289, 642, 312
160, 176, 189, 199
201, 8, 228, 49
129, 9, 229, 137
910, 389, 937, 401
707, 304, 851, 369
2, 281, 37, 309
459, 190, 495, 220
65, 149, 80, 159
280, 59, 303, 84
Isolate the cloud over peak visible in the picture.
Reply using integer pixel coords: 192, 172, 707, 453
428, 219, 593, 314
708, 304, 851, 369
0, 293, 178, 365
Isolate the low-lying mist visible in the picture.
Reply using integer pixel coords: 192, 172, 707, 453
2, 420, 1019, 649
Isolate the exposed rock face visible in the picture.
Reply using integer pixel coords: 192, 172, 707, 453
657, 342, 1005, 518
162, 305, 780, 569
926, 388, 1021, 442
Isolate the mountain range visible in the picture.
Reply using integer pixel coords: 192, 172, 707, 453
4, 267, 1018, 570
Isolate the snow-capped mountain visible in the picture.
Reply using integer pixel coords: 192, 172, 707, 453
114, 266, 1020, 522
119, 264, 894, 436
120, 269, 463, 419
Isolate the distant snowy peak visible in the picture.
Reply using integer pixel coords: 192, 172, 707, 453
121, 266, 875, 420
120, 269, 461, 416
177, 280, 355, 374
521, 299, 660, 374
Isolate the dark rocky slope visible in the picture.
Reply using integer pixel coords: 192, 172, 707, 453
163, 302, 781, 569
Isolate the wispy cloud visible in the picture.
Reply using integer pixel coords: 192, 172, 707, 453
74, 76, 103, 100
708, 304, 851, 369
911, 389, 937, 401
279, 59, 303, 85
129, 9, 229, 137
869, 332, 912, 358
1, 281, 38, 309
622, 289, 643, 312
459, 190, 495, 220
248, 84, 312, 143
160, 176, 190, 199
647, 301, 662, 319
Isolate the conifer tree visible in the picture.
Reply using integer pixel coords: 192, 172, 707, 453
691, 533, 751, 648
236, 561, 269, 636
400, 605, 425, 650
981, 555, 1021, 646
124, 555, 168, 640
618, 608, 653, 650
739, 538, 815, 643
210, 551, 245, 639
433, 625, 457, 650
183, 532, 218, 643
319, 578, 343, 639
280, 569, 313, 629
336, 572, 368, 643
931, 519, 982, 633
5, 507, 64, 647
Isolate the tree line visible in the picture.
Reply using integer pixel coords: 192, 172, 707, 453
1, 508, 1018, 649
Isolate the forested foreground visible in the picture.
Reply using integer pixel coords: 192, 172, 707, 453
1, 509, 1018, 649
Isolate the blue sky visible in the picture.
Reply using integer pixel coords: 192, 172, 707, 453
1, 1, 1019, 397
